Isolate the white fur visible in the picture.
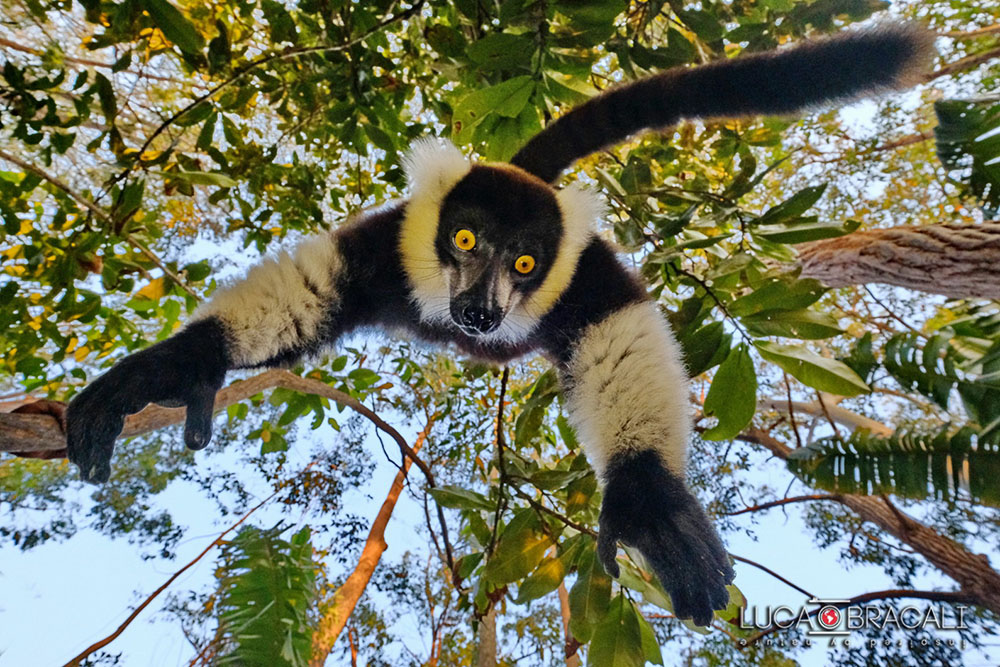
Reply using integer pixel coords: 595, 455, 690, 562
398, 138, 472, 322
193, 232, 343, 366
564, 301, 691, 478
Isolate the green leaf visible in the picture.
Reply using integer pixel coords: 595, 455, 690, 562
569, 544, 612, 643
675, 8, 724, 42
729, 278, 826, 317
587, 594, 645, 667
515, 554, 565, 603
166, 170, 237, 188
428, 485, 494, 512
788, 426, 1000, 507
143, 0, 205, 55
453, 76, 534, 142
638, 611, 664, 665
702, 344, 757, 440
456, 552, 484, 579
482, 509, 553, 586
679, 320, 727, 377
755, 218, 860, 244
467, 33, 534, 70
94, 72, 116, 121
742, 308, 844, 340
841, 332, 877, 384
935, 99, 1000, 208
756, 341, 870, 396
754, 184, 827, 226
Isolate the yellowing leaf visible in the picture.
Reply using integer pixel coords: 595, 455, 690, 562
135, 277, 167, 301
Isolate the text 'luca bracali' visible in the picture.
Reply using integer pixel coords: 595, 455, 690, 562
737, 598, 970, 649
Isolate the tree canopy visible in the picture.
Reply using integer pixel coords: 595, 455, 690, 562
1, 0, 1000, 665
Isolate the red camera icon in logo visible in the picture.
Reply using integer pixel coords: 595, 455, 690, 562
818, 606, 842, 629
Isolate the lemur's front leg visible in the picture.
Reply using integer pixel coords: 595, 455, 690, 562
66, 229, 345, 484
562, 300, 734, 626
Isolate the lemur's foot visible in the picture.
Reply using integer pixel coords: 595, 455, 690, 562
597, 450, 734, 627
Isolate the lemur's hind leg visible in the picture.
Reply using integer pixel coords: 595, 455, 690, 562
562, 301, 734, 625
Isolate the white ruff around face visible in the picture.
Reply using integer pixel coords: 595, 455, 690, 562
563, 301, 691, 478
399, 139, 601, 342
398, 138, 471, 324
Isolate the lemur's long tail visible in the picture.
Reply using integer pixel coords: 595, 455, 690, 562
511, 23, 934, 183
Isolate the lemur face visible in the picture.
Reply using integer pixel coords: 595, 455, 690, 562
435, 166, 563, 337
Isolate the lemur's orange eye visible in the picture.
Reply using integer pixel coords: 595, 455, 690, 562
514, 255, 535, 274
454, 229, 476, 251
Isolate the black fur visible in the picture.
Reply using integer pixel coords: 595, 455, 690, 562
65, 318, 229, 483
597, 449, 735, 626
512, 24, 932, 183
537, 238, 647, 365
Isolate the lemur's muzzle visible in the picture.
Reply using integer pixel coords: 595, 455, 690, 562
459, 305, 497, 333
450, 274, 503, 335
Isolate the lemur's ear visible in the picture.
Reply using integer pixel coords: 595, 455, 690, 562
403, 138, 471, 200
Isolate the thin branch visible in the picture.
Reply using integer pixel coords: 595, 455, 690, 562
943, 24, 1000, 39
486, 367, 511, 557
510, 486, 597, 537
63, 485, 283, 666
0, 148, 110, 222
757, 396, 892, 437
783, 373, 804, 449
0, 36, 194, 85
730, 554, 816, 599
927, 45, 1000, 81
0, 149, 198, 299
724, 494, 840, 516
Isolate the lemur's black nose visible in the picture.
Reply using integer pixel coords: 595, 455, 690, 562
461, 306, 495, 333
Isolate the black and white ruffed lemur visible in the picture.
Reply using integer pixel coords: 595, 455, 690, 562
65, 25, 933, 626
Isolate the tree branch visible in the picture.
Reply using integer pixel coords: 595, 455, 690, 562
927, 45, 1000, 81
758, 396, 892, 437
309, 418, 434, 666
796, 222, 1000, 300
730, 554, 816, 599
724, 494, 841, 517
944, 24, 1000, 39
737, 427, 1000, 613
63, 484, 282, 666
0, 149, 198, 299
0, 36, 194, 85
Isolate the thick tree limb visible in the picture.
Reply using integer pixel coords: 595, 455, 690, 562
1, 369, 288, 454
796, 223, 1000, 299
1, 370, 431, 487
739, 427, 1000, 613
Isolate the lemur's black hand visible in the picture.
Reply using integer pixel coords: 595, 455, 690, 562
66, 319, 229, 484
597, 450, 735, 627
